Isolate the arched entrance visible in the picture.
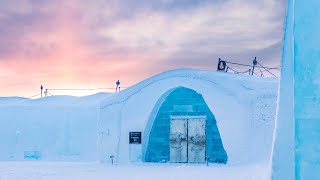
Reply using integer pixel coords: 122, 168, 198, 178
144, 87, 228, 163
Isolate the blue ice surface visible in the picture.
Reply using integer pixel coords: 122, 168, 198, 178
144, 87, 227, 163
271, 0, 295, 179
294, 0, 320, 179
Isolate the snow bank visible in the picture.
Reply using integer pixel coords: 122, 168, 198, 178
99, 69, 278, 165
0, 93, 112, 161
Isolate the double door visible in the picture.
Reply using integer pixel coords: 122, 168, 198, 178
169, 117, 206, 163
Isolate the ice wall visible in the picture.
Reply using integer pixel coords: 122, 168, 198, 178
271, 0, 295, 179
272, 0, 320, 179
0, 105, 100, 161
294, 0, 320, 179
0, 93, 110, 161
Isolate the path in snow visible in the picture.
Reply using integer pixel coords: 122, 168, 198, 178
0, 161, 268, 180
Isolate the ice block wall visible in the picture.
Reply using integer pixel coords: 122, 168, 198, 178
272, 0, 320, 179
294, 0, 320, 179
271, 0, 294, 179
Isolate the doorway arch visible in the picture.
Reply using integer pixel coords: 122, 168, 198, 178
144, 87, 228, 163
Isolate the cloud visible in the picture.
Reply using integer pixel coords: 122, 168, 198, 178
0, 0, 286, 96
93, 0, 285, 63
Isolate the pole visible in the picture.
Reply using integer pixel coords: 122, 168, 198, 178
115, 80, 120, 93
252, 57, 257, 76
40, 85, 43, 98
110, 155, 114, 165
217, 58, 221, 71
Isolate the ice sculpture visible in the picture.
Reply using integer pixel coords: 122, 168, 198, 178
272, 0, 320, 179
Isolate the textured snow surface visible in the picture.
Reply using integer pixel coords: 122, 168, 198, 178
0, 93, 112, 161
0, 92, 112, 106
0, 162, 268, 180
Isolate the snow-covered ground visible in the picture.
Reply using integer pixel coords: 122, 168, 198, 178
0, 161, 268, 180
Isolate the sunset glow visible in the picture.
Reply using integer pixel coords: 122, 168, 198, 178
0, 0, 285, 97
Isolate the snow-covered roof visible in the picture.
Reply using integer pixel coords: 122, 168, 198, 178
0, 92, 112, 107
100, 68, 278, 109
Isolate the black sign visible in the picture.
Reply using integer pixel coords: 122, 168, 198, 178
129, 132, 141, 144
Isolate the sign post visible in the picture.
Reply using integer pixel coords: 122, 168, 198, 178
129, 132, 142, 162
129, 132, 141, 144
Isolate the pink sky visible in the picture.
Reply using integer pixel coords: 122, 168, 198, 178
0, 0, 285, 97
